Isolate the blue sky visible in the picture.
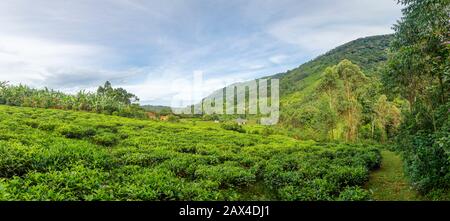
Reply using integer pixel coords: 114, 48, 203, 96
0, 0, 402, 105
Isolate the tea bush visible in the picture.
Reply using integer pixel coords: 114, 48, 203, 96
220, 122, 246, 133
0, 105, 381, 201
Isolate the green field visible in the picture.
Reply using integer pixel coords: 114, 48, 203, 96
0, 105, 381, 201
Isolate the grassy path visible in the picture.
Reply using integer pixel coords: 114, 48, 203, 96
365, 150, 421, 201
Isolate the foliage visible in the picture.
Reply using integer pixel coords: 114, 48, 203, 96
167, 115, 181, 123
0, 81, 146, 118
197, 35, 394, 142
338, 187, 371, 201
277, 35, 393, 96
220, 122, 246, 133
97, 81, 139, 105
262, 35, 399, 142
383, 0, 450, 195
0, 105, 381, 201
283, 59, 401, 143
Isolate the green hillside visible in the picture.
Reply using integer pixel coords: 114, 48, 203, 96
276, 35, 393, 96
199, 35, 395, 141
275, 35, 396, 140
278, 35, 392, 112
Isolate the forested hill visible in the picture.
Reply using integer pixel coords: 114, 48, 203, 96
275, 35, 397, 140
273, 34, 393, 96
202, 35, 392, 103
198, 34, 396, 142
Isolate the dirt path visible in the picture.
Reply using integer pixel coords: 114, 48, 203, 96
365, 150, 421, 201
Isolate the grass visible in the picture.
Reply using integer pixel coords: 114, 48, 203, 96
365, 150, 421, 201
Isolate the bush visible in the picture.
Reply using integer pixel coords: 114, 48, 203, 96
279, 179, 336, 201
395, 104, 450, 194
32, 140, 114, 171
167, 115, 180, 123
92, 132, 119, 147
325, 166, 368, 188
0, 105, 384, 201
221, 123, 246, 133
262, 127, 275, 136
57, 125, 96, 139
338, 187, 371, 201
38, 122, 57, 131
0, 165, 110, 201
0, 141, 34, 178
195, 163, 256, 188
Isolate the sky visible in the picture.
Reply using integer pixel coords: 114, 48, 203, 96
0, 0, 403, 106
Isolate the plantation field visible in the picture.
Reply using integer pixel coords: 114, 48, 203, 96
0, 105, 381, 201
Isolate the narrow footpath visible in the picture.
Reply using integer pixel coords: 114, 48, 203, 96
365, 150, 421, 201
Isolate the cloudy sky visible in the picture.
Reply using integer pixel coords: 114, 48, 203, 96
0, 0, 402, 105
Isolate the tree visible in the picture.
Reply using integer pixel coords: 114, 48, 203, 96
315, 60, 376, 142
318, 67, 340, 109
385, 0, 450, 194
335, 60, 368, 142
0, 81, 7, 88
97, 81, 139, 105
373, 95, 402, 143
384, 0, 449, 107
0, 81, 145, 119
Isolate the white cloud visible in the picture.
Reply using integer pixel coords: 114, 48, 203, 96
265, 0, 401, 54
269, 55, 288, 64
268, 20, 390, 54
0, 35, 113, 86
0, 0, 403, 106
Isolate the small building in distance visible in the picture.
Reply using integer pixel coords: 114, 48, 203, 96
236, 118, 247, 125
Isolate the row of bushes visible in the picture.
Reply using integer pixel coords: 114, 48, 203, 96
0, 105, 381, 201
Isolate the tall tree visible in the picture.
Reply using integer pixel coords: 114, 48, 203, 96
385, 0, 450, 194
97, 81, 139, 105
336, 60, 368, 141
318, 67, 340, 109
385, 0, 449, 107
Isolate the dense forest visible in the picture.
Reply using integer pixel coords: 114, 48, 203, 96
0, 0, 448, 200
383, 0, 449, 196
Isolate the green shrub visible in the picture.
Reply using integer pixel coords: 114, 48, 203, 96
0, 141, 34, 178
195, 164, 256, 188
262, 127, 275, 136
221, 123, 246, 133
167, 115, 180, 123
325, 166, 368, 188
338, 187, 371, 201
0, 105, 384, 201
4, 165, 110, 201
38, 122, 58, 131
32, 140, 114, 171
92, 132, 119, 147
279, 179, 336, 201
57, 125, 96, 139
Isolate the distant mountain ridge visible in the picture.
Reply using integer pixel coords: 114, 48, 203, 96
141, 105, 172, 114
